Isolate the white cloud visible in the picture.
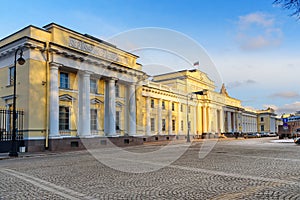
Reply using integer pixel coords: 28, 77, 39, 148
236, 12, 282, 50
264, 102, 300, 114
227, 79, 257, 89
238, 12, 274, 28
269, 91, 300, 99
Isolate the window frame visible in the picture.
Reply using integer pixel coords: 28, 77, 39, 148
90, 109, 98, 131
90, 79, 97, 94
115, 84, 120, 97
59, 106, 70, 131
151, 118, 155, 132
8, 67, 14, 86
151, 99, 155, 108
172, 119, 175, 131
162, 119, 166, 131
60, 72, 69, 89
116, 111, 120, 131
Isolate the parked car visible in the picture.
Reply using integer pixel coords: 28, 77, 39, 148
260, 132, 268, 137
268, 133, 277, 137
244, 133, 261, 139
294, 137, 300, 144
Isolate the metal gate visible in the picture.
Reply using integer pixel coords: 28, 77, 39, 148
0, 109, 24, 153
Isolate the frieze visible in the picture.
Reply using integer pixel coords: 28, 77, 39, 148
69, 37, 128, 65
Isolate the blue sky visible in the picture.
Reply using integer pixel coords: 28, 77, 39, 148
1, 0, 299, 114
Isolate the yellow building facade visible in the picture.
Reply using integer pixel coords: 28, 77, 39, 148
0, 23, 277, 152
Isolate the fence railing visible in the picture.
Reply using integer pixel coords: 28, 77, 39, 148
0, 109, 24, 141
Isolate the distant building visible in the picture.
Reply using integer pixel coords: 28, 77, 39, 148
0, 23, 278, 152
257, 108, 277, 134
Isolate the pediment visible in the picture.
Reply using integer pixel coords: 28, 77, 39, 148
59, 94, 76, 102
116, 101, 124, 107
91, 98, 103, 104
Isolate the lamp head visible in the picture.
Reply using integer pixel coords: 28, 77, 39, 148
17, 50, 25, 65
17, 57, 25, 65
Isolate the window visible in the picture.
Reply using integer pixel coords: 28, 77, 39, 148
188, 106, 191, 113
151, 99, 154, 108
180, 104, 183, 112
260, 117, 264, 122
90, 79, 97, 93
181, 120, 184, 131
162, 119, 166, 131
116, 111, 120, 130
172, 119, 175, 131
59, 106, 70, 130
115, 84, 120, 97
151, 118, 155, 131
162, 101, 165, 110
90, 109, 97, 131
172, 103, 175, 111
60, 72, 69, 89
261, 125, 264, 132
9, 67, 14, 85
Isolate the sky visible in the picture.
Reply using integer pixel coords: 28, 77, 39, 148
1, 0, 299, 115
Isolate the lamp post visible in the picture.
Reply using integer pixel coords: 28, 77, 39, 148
9, 47, 25, 157
186, 90, 207, 143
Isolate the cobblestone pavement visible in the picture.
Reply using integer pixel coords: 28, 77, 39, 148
0, 137, 300, 199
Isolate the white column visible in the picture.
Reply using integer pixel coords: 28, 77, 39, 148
79, 71, 91, 136
49, 64, 60, 137
207, 107, 212, 133
214, 109, 218, 133
178, 102, 181, 135
128, 84, 136, 136
146, 97, 151, 135
196, 104, 202, 135
220, 109, 224, 133
168, 101, 172, 135
104, 78, 116, 136
202, 105, 207, 133
158, 99, 162, 135
227, 112, 232, 133
193, 106, 197, 135
233, 112, 236, 132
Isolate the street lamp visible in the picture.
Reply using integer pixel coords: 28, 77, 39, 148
9, 47, 25, 157
186, 90, 207, 143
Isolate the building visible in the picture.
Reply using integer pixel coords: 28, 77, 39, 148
0, 23, 277, 152
278, 113, 300, 139
257, 108, 277, 134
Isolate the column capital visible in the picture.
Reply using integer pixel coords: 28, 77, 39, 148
49, 62, 62, 70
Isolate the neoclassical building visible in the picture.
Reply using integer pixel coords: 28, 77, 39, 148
0, 23, 276, 152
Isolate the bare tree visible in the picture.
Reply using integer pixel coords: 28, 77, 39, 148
273, 0, 300, 19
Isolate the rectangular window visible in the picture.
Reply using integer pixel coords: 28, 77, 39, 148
60, 72, 69, 89
172, 119, 175, 131
9, 67, 14, 85
90, 109, 97, 131
260, 117, 264, 122
181, 120, 184, 131
116, 111, 120, 130
162, 119, 166, 131
188, 106, 191, 113
180, 104, 183, 112
151, 118, 155, 131
90, 79, 97, 93
59, 106, 70, 130
172, 103, 175, 111
115, 84, 120, 97
261, 125, 264, 132
162, 101, 165, 110
151, 99, 154, 108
